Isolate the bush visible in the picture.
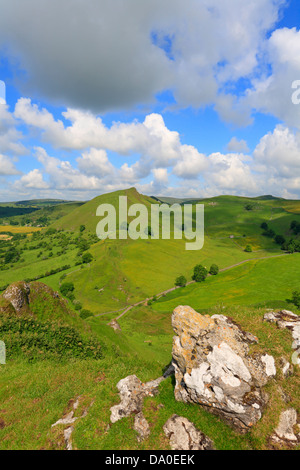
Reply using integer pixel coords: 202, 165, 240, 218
80, 309, 94, 319
175, 275, 187, 287
244, 245, 252, 253
60, 282, 75, 297
192, 264, 208, 283
275, 234, 286, 245
82, 252, 93, 264
209, 264, 219, 275
0, 317, 102, 361
291, 291, 300, 309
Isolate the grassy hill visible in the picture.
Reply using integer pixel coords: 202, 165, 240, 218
0, 188, 299, 450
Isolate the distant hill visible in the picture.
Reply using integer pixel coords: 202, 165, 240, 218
51, 187, 155, 233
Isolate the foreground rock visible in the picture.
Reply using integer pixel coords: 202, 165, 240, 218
264, 310, 300, 366
172, 306, 276, 433
163, 415, 214, 450
110, 373, 171, 443
270, 409, 300, 448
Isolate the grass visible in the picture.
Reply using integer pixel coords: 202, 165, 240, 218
0, 189, 299, 450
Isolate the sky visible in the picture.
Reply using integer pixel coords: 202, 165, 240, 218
0, 0, 300, 202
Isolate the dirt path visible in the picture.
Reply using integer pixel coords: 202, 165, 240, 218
95, 252, 290, 320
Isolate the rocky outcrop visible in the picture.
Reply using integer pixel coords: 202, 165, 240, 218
264, 310, 300, 366
171, 306, 276, 433
163, 415, 214, 450
110, 374, 165, 426
108, 319, 121, 331
2, 282, 30, 314
134, 412, 150, 442
270, 409, 300, 448
51, 396, 94, 450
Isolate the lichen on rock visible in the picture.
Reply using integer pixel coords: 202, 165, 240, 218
171, 306, 276, 433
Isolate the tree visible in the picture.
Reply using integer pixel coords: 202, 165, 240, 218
80, 309, 94, 319
60, 282, 75, 297
79, 224, 86, 233
275, 234, 286, 245
291, 291, 300, 309
175, 275, 187, 287
192, 264, 208, 282
260, 222, 268, 230
244, 245, 252, 253
82, 252, 93, 264
209, 264, 219, 275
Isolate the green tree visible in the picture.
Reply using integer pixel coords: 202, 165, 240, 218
60, 282, 75, 297
209, 264, 219, 275
291, 291, 300, 309
260, 222, 268, 230
192, 264, 208, 282
82, 252, 93, 264
80, 309, 94, 319
175, 275, 187, 287
275, 234, 286, 245
244, 245, 252, 253
79, 224, 86, 233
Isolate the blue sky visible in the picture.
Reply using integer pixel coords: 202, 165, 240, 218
0, 0, 300, 201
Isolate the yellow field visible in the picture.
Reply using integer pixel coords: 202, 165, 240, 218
0, 225, 42, 234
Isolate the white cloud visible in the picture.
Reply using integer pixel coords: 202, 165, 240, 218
227, 137, 250, 153
0, 154, 21, 175
253, 125, 300, 179
0, 0, 286, 117
246, 27, 300, 129
15, 169, 49, 189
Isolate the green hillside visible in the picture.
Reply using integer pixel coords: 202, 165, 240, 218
51, 187, 155, 233
0, 188, 299, 450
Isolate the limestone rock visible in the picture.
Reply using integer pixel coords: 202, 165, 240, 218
134, 412, 150, 442
270, 409, 300, 447
110, 374, 164, 425
108, 319, 121, 331
264, 310, 300, 367
171, 306, 276, 433
163, 415, 214, 450
3, 282, 30, 313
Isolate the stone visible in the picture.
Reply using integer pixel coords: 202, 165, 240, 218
264, 310, 300, 367
163, 415, 214, 450
270, 409, 300, 447
134, 412, 150, 442
108, 319, 122, 331
279, 357, 294, 377
110, 374, 165, 425
171, 306, 276, 433
3, 282, 30, 313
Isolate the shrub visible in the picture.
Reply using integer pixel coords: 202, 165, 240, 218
244, 245, 252, 253
175, 275, 187, 287
192, 264, 208, 282
291, 291, 300, 309
0, 317, 102, 362
209, 264, 219, 275
80, 309, 94, 319
275, 234, 286, 245
60, 282, 75, 297
82, 252, 93, 264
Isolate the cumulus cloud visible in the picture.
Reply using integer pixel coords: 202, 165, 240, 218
253, 125, 300, 179
0, 154, 21, 175
246, 27, 300, 129
226, 137, 250, 153
0, 0, 286, 117
0, 105, 26, 156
